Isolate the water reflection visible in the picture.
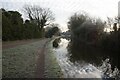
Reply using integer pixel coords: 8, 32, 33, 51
68, 39, 120, 71
52, 38, 120, 79
68, 40, 105, 66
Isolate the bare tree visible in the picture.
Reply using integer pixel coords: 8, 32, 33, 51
23, 5, 55, 31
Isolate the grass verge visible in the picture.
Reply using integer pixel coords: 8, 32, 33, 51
44, 39, 63, 78
2, 40, 44, 78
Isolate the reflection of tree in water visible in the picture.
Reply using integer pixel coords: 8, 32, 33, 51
67, 40, 120, 78
53, 38, 61, 48
67, 40, 120, 70
67, 40, 101, 65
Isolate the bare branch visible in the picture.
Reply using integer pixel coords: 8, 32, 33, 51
23, 5, 55, 30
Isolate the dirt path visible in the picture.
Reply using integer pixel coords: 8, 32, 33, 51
35, 39, 50, 78
36, 42, 46, 78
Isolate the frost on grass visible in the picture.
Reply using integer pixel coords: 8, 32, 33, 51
2, 41, 43, 78
44, 40, 63, 78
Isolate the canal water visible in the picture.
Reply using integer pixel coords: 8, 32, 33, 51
52, 38, 120, 79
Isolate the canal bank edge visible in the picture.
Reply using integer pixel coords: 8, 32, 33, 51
44, 38, 63, 78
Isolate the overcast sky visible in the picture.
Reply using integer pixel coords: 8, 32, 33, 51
1, 0, 120, 31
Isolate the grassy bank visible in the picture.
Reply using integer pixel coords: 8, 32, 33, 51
2, 40, 45, 78
44, 38, 63, 78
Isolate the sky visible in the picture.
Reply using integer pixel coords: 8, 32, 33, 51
0, 0, 120, 32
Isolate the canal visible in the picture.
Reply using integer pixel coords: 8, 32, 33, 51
52, 38, 120, 79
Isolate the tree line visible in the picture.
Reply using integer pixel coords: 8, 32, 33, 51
2, 5, 60, 41
68, 12, 120, 53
